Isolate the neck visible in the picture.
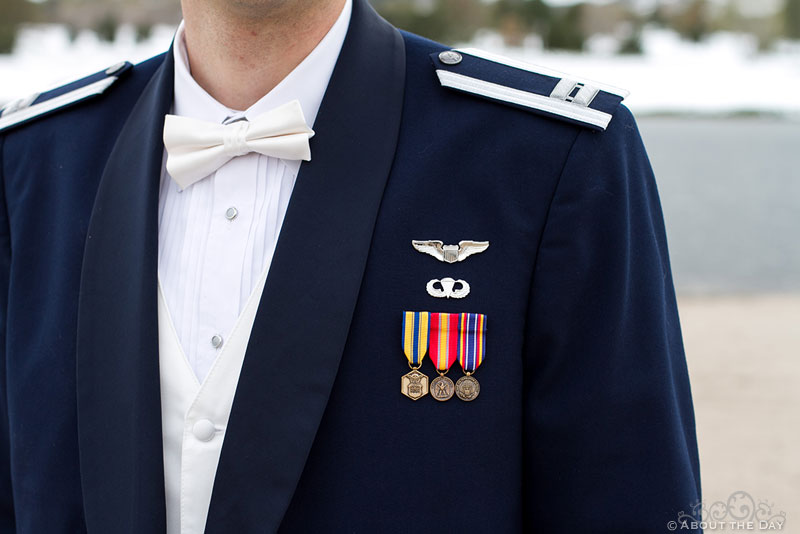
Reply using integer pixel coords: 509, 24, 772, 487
180, 0, 346, 110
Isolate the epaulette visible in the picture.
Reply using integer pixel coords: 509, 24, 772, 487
0, 61, 133, 133
431, 48, 629, 131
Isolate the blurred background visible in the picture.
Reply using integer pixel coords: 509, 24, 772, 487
1, 0, 798, 527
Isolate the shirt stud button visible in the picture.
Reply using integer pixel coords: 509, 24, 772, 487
211, 334, 223, 349
225, 207, 238, 221
192, 419, 216, 442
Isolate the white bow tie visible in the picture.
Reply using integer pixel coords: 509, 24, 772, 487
163, 99, 314, 189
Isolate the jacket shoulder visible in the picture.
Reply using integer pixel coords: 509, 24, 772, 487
419, 42, 629, 132
0, 60, 137, 134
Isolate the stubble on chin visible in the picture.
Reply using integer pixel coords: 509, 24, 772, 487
217, 0, 324, 22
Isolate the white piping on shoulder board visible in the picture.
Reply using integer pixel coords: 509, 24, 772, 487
435, 69, 614, 130
0, 76, 118, 132
456, 47, 630, 99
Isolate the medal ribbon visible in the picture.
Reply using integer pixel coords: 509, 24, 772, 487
402, 311, 429, 367
429, 313, 459, 372
458, 313, 486, 373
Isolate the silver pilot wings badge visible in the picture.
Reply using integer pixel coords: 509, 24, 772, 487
412, 240, 489, 264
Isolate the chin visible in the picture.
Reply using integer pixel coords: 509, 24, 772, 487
224, 0, 315, 19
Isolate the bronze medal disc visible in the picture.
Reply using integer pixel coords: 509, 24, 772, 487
455, 375, 480, 401
401, 369, 429, 400
430, 375, 455, 401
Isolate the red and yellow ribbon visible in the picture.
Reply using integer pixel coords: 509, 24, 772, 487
429, 313, 459, 373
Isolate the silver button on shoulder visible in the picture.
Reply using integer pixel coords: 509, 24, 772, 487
105, 61, 127, 76
225, 207, 238, 221
439, 50, 462, 65
211, 334, 223, 349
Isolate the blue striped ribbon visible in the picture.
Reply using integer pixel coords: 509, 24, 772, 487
402, 311, 429, 367
458, 313, 486, 373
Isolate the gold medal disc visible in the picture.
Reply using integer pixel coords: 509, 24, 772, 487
401, 369, 429, 400
455, 375, 480, 401
430, 375, 455, 401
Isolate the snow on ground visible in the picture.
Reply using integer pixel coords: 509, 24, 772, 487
467, 28, 800, 116
0, 24, 176, 105
1, 24, 799, 116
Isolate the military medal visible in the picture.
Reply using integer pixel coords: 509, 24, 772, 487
429, 313, 459, 401
456, 313, 487, 402
401, 311, 430, 400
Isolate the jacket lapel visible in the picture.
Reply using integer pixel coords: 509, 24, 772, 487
204, 1, 406, 532
76, 51, 174, 533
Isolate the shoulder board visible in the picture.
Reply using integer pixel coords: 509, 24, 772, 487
0, 61, 133, 133
431, 48, 629, 131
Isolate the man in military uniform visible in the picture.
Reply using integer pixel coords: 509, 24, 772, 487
0, 0, 700, 532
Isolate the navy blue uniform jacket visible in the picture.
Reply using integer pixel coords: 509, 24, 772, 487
0, 0, 700, 532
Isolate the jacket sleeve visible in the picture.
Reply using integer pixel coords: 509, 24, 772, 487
0, 135, 16, 531
522, 106, 701, 532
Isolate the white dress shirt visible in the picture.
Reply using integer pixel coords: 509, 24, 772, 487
156, 3, 352, 533
158, 273, 268, 534
158, 0, 351, 382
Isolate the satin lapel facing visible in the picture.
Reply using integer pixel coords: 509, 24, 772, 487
76, 52, 174, 533
205, 2, 406, 532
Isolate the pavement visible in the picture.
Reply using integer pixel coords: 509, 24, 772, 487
678, 294, 799, 530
